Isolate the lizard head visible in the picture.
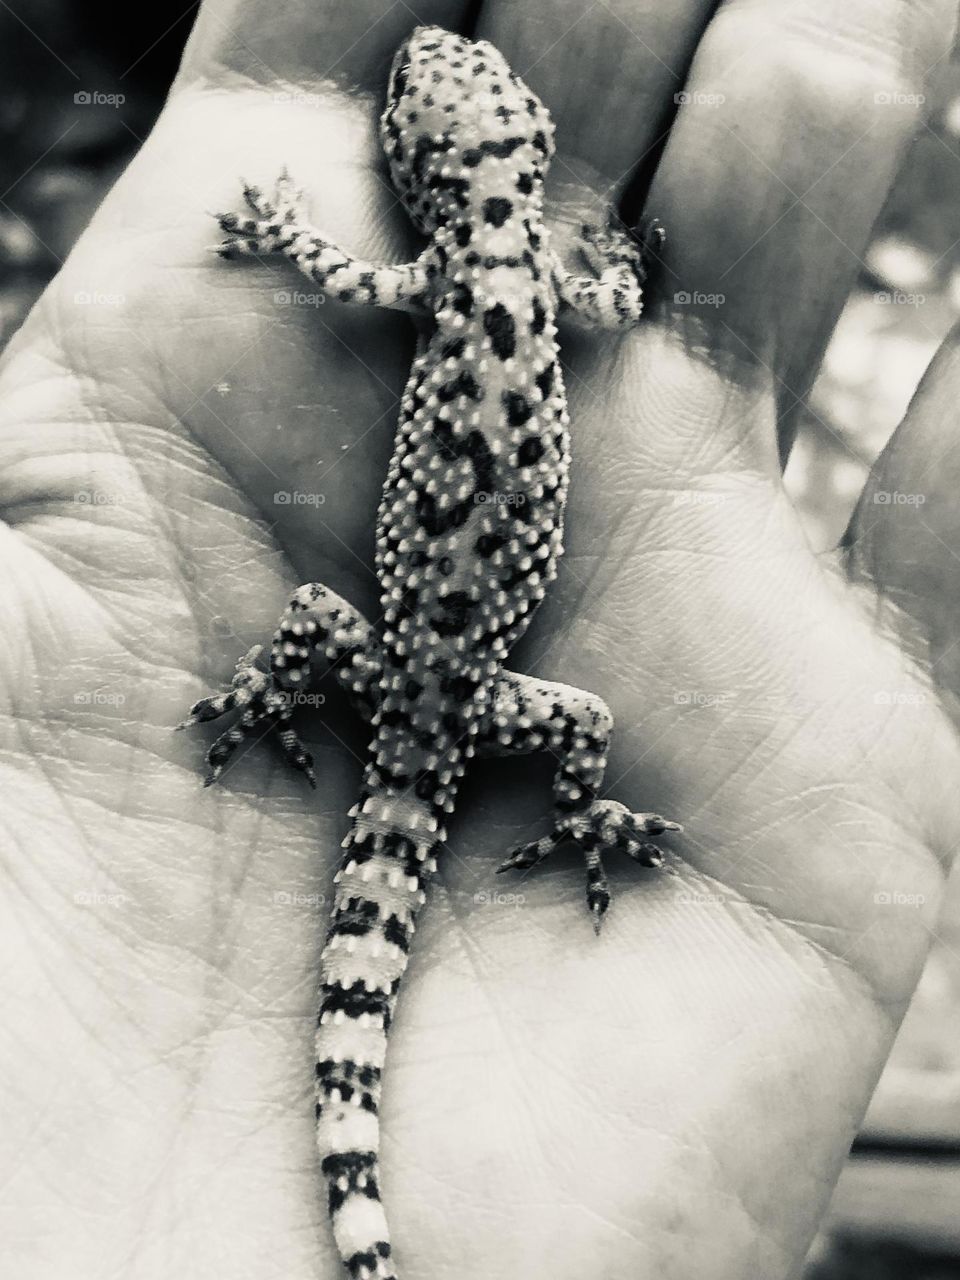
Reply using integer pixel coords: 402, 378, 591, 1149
380, 24, 556, 234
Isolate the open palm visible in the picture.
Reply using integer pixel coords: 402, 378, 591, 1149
3, 2, 960, 1277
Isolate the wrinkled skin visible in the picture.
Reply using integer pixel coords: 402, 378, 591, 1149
2, 2, 960, 1278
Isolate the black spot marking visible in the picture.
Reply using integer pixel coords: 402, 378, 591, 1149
476, 531, 508, 558
503, 391, 533, 427
441, 336, 466, 360
429, 174, 471, 209
451, 282, 474, 317
483, 303, 516, 360
462, 136, 525, 167
437, 370, 484, 402
412, 134, 447, 183
319, 980, 396, 1027
482, 196, 513, 228
535, 363, 556, 400
517, 436, 545, 465
321, 1150, 377, 1180
415, 770, 440, 800
440, 673, 478, 701
383, 914, 411, 952
516, 172, 534, 196
432, 590, 473, 637
454, 224, 473, 247
531, 297, 547, 334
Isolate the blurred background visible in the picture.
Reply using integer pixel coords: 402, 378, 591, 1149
1, 4, 958, 1276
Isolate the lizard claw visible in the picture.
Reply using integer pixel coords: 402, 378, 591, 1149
180, 648, 316, 789
497, 800, 681, 929
496, 833, 558, 874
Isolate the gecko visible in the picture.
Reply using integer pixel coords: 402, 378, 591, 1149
179, 23, 679, 1280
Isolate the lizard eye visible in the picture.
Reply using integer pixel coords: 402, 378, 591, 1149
391, 59, 410, 102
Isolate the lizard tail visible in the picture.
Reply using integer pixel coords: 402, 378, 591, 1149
316, 793, 441, 1280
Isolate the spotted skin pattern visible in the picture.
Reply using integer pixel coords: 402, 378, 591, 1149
180, 25, 678, 1280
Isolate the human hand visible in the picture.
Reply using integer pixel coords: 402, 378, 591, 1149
2, 2, 958, 1277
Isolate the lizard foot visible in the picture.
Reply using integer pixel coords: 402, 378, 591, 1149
215, 169, 305, 258
177, 644, 316, 787
497, 800, 681, 932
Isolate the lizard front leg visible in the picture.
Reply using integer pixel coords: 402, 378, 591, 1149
215, 170, 430, 311
554, 214, 665, 329
179, 583, 381, 785
478, 670, 680, 930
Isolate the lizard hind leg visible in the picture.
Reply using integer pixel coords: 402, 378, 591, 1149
179, 585, 382, 788
481, 672, 681, 931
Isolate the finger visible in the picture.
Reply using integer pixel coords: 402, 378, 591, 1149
644, 0, 956, 451
476, 0, 719, 200
177, 0, 476, 93
844, 324, 960, 713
